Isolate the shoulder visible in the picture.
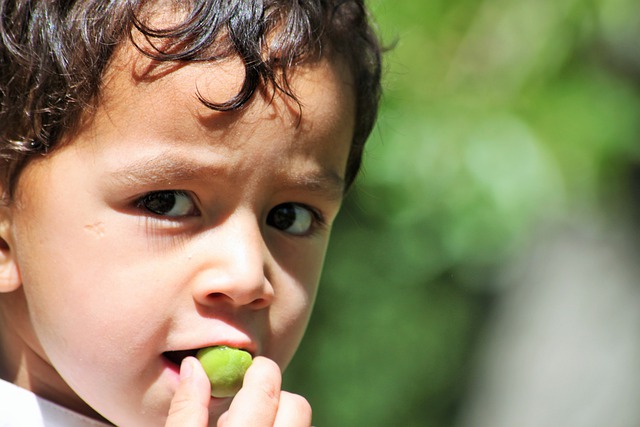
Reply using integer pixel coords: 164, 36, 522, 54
0, 379, 111, 427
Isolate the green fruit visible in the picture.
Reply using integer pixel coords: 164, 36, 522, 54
196, 346, 253, 398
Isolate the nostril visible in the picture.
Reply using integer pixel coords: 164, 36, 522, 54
204, 292, 232, 302
202, 292, 271, 310
248, 296, 271, 310
191, 267, 274, 308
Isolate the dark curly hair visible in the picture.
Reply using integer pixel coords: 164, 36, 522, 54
0, 0, 382, 194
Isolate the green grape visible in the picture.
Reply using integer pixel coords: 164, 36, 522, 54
196, 346, 253, 398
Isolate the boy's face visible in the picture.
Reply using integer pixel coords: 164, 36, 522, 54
0, 41, 354, 425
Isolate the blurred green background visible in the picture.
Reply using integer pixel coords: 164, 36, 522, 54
284, 0, 640, 425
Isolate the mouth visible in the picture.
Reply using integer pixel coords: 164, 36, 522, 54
162, 349, 199, 368
162, 346, 254, 368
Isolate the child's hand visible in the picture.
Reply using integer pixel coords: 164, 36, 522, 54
218, 357, 312, 426
165, 357, 211, 427
165, 356, 312, 427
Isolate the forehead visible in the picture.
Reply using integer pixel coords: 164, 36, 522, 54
100, 39, 355, 142
24, 39, 356, 208
80, 41, 357, 184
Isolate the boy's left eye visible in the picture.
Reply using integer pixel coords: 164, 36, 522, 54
136, 190, 198, 217
267, 203, 318, 236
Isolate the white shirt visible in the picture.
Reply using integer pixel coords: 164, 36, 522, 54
0, 379, 111, 427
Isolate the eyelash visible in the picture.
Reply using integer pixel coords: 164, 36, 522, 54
267, 202, 327, 237
134, 190, 327, 236
135, 190, 200, 218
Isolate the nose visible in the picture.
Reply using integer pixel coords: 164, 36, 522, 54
190, 213, 274, 310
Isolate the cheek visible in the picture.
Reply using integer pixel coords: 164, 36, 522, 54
12, 195, 169, 366
13, 213, 178, 423
267, 242, 326, 367
19, 226, 165, 337
268, 291, 315, 369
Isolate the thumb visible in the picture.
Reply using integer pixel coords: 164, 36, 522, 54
165, 356, 211, 427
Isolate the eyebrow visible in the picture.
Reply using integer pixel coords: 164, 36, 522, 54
108, 153, 346, 199
109, 154, 217, 186
283, 169, 346, 200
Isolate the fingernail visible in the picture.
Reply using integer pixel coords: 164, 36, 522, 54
180, 357, 194, 380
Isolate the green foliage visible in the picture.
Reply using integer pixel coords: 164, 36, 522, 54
285, 0, 640, 425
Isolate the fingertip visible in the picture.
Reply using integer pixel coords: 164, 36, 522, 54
179, 356, 195, 380
222, 356, 283, 425
273, 391, 312, 426
243, 356, 281, 397
165, 357, 211, 426
247, 356, 281, 378
181, 356, 209, 388
176, 356, 208, 395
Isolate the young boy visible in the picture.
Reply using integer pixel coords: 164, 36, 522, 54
0, 0, 381, 426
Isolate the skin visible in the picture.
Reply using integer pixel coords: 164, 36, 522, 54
0, 34, 355, 426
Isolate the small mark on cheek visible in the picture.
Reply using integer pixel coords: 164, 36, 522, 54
84, 222, 106, 238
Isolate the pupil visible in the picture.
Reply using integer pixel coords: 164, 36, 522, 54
145, 192, 176, 214
272, 205, 296, 229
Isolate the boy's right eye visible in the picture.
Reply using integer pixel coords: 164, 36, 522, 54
136, 190, 199, 217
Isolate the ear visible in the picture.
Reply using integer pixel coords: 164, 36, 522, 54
0, 205, 21, 293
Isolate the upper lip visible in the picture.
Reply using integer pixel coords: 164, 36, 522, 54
162, 319, 259, 365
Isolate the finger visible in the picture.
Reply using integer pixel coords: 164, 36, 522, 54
220, 356, 281, 426
273, 391, 312, 427
165, 356, 211, 427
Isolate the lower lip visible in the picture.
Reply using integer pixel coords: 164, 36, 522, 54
161, 356, 182, 383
